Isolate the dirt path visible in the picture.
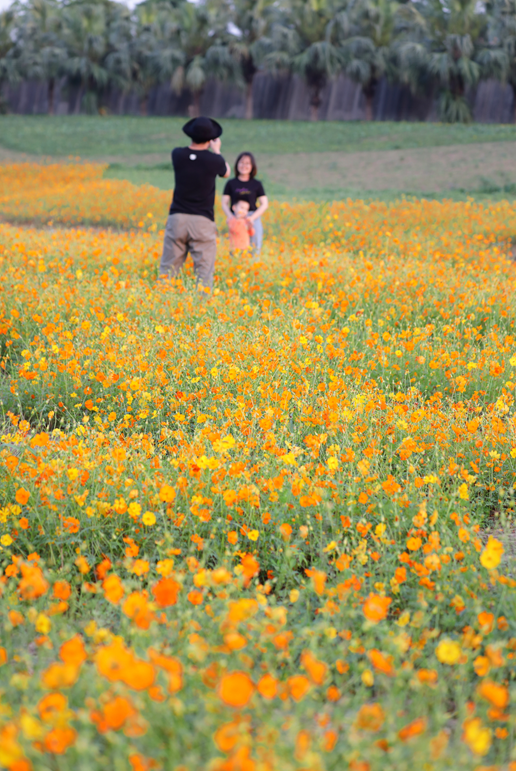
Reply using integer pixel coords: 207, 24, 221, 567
258, 141, 516, 193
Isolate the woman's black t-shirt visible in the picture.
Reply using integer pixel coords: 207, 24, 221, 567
223, 177, 266, 212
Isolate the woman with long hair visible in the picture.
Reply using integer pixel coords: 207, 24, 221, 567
221, 151, 269, 253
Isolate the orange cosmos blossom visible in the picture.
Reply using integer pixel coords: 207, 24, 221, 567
18, 563, 49, 600
301, 650, 327, 685
151, 576, 180, 607
362, 594, 391, 623
103, 574, 125, 604
477, 680, 509, 709
398, 717, 427, 742
44, 727, 77, 754
218, 672, 255, 708
368, 649, 395, 676
354, 703, 385, 732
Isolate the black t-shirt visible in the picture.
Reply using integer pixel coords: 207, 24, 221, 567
169, 147, 227, 221
223, 177, 266, 212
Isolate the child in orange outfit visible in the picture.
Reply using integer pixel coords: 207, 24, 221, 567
227, 200, 255, 251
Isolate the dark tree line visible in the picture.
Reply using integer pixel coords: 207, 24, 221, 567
1, 0, 516, 122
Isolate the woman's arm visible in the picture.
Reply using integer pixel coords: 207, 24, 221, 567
248, 195, 269, 223
221, 194, 234, 220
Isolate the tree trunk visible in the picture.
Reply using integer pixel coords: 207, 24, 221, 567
189, 90, 201, 117
47, 78, 55, 115
309, 84, 322, 121
75, 84, 83, 114
245, 79, 253, 120
512, 84, 516, 125
363, 78, 377, 121
139, 92, 148, 117
365, 93, 373, 121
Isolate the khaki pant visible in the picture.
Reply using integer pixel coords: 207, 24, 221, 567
159, 213, 217, 289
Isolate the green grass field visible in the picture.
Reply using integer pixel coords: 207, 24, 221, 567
1, 115, 516, 201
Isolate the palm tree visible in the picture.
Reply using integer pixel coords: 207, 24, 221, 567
0, 8, 19, 113
152, 0, 226, 118
339, 0, 400, 121
396, 0, 488, 122
207, 0, 277, 119
61, 0, 112, 113
484, 0, 516, 122
265, 0, 348, 121
13, 0, 67, 114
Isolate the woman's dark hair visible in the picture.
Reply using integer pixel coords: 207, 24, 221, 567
234, 151, 257, 179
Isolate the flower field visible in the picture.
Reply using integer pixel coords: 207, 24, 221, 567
1, 163, 516, 771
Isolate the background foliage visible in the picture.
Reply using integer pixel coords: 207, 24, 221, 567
1, 0, 516, 122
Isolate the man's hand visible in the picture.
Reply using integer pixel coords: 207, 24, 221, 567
210, 138, 222, 154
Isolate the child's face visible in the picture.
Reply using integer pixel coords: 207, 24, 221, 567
233, 201, 250, 219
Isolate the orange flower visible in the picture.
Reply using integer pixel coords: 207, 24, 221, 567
257, 673, 278, 700
288, 675, 311, 702
38, 693, 68, 722
53, 581, 71, 601
188, 590, 204, 605
122, 591, 154, 629
8, 610, 24, 627
122, 660, 155, 691
62, 516, 80, 533
362, 594, 391, 623
41, 662, 79, 689
279, 523, 292, 541
305, 568, 326, 595
152, 577, 180, 607
103, 696, 136, 731
368, 649, 395, 676
354, 703, 385, 732
477, 680, 509, 709
398, 717, 427, 742
59, 636, 87, 667
218, 671, 255, 708
18, 562, 49, 600
44, 727, 77, 754
241, 553, 259, 587
95, 641, 134, 682
477, 611, 495, 634
148, 649, 183, 693
0, 648, 7, 666
301, 650, 327, 685
18, 517, 29, 530
159, 484, 176, 503
15, 488, 30, 505
103, 574, 125, 604
214, 721, 240, 752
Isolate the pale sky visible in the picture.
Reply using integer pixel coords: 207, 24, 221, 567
0, 0, 140, 10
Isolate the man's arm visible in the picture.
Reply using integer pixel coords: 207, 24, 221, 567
210, 138, 231, 178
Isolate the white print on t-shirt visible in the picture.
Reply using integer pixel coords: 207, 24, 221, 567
189, 154, 197, 160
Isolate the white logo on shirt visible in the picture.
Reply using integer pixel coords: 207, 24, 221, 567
189, 154, 197, 160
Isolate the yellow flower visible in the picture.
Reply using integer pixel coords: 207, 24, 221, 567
480, 536, 504, 570
1, 535, 13, 547
142, 511, 156, 526
280, 452, 297, 466
458, 483, 469, 500
327, 456, 339, 471
435, 639, 461, 665
463, 717, 492, 756
35, 614, 51, 634
247, 530, 259, 541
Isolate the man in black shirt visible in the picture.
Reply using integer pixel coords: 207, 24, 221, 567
159, 116, 230, 291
